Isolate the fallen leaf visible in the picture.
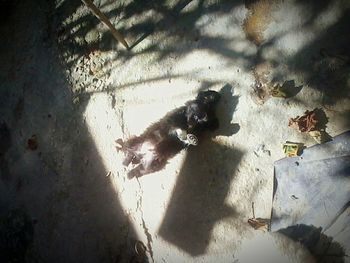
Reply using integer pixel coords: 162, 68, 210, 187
270, 83, 287, 98
248, 218, 269, 231
288, 110, 318, 132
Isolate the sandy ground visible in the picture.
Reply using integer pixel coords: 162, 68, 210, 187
1, 0, 350, 262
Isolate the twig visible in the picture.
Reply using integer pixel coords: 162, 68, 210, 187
252, 202, 255, 219
81, 0, 129, 49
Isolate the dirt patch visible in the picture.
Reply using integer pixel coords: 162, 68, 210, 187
243, 0, 279, 45
250, 61, 274, 104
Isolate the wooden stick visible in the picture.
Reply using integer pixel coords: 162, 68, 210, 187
81, 0, 129, 49
252, 202, 255, 218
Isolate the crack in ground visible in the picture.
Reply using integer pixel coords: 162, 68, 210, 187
141, 216, 154, 262
115, 95, 126, 137
136, 178, 154, 262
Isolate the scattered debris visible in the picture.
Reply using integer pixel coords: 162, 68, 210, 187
248, 202, 269, 231
251, 80, 271, 105
254, 144, 271, 157
288, 108, 331, 143
252, 80, 303, 103
288, 109, 319, 132
269, 83, 287, 98
251, 62, 273, 105
248, 218, 269, 231
251, 62, 302, 104
272, 80, 303, 99
27, 135, 38, 150
283, 142, 304, 157
71, 50, 110, 95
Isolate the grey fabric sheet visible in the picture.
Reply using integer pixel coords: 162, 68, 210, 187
271, 131, 350, 238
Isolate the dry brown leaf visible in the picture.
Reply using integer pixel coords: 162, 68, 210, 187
248, 218, 269, 231
288, 110, 318, 133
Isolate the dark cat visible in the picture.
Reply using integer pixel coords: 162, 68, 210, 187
116, 90, 220, 179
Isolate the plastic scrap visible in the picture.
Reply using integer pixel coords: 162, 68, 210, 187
283, 142, 304, 157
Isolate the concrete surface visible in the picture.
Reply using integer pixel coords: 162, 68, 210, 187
1, 0, 349, 262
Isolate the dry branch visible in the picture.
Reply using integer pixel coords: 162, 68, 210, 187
81, 0, 129, 49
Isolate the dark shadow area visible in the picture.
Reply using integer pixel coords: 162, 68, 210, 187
0, 209, 34, 263
285, 6, 350, 106
248, 1, 350, 108
0, 0, 19, 23
313, 108, 329, 131
0, 121, 11, 182
213, 84, 240, 137
0, 0, 145, 262
158, 85, 242, 256
279, 224, 346, 263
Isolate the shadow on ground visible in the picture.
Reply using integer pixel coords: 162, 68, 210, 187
55, 0, 245, 64
279, 224, 346, 263
257, 1, 350, 107
0, 0, 144, 262
54, 0, 350, 108
158, 85, 242, 256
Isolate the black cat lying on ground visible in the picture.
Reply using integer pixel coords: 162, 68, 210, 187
116, 90, 221, 179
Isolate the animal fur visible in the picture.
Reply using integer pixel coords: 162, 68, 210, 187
116, 90, 221, 179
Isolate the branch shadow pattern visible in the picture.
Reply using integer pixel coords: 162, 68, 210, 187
52, 0, 350, 110
158, 85, 242, 256
275, 5, 350, 105
248, 1, 350, 108
54, 0, 248, 71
